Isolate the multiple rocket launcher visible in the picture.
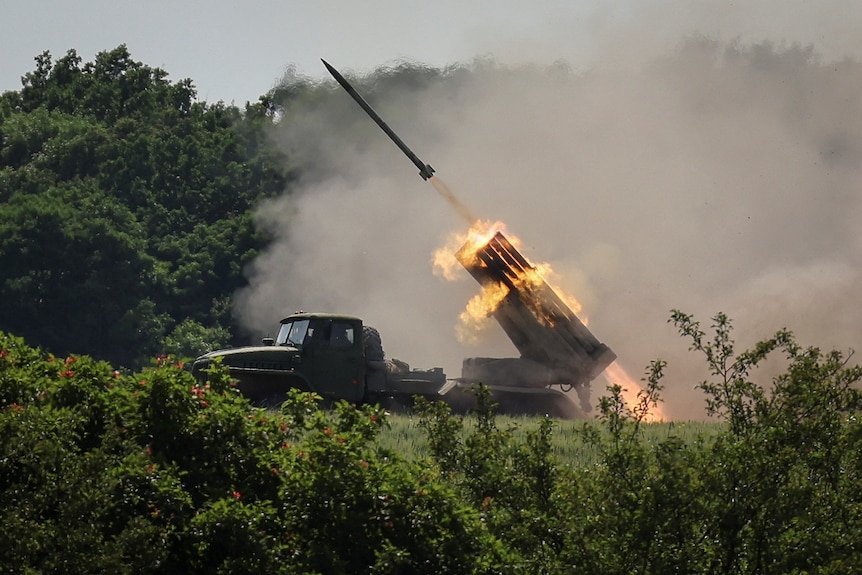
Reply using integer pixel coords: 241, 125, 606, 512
456, 232, 616, 391
322, 60, 616, 395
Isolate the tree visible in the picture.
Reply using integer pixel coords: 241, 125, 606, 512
670, 310, 862, 574
0, 47, 289, 367
0, 184, 161, 365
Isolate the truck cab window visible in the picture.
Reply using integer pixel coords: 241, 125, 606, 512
276, 319, 310, 346
329, 322, 354, 349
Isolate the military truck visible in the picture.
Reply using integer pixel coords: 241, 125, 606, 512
192, 311, 588, 418
194, 63, 616, 417
193, 229, 617, 419
192, 312, 456, 408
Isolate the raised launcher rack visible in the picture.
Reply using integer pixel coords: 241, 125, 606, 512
455, 231, 617, 411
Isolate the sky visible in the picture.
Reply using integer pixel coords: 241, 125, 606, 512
2, 1, 860, 104
3, 1, 862, 419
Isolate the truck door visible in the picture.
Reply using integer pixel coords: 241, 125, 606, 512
312, 319, 364, 403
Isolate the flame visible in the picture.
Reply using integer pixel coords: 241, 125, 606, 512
526, 262, 586, 322
436, 221, 659, 421
433, 219, 512, 281
602, 361, 666, 422
434, 220, 663, 421
435, 219, 590, 337
456, 281, 510, 343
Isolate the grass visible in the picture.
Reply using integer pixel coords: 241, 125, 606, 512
375, 413, 725, 468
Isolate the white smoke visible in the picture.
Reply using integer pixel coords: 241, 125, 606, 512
236, 9, 862, 419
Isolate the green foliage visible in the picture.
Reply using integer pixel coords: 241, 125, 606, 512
2, 311, 862, 571
410, 314, 862, 574
0, 333, 506, 573
162, 318, 232, 359
415, 387, 569, 572
668, 310, 862, 573
0, 46, 289, 368
562, 361, 713, 573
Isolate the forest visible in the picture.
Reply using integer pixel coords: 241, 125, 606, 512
0, 45, 290, 368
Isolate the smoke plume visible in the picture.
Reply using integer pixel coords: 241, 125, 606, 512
236, 20, 862, 419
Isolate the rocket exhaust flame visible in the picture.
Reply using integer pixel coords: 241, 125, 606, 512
429, 176, 478, 225
602, 361, 666, 422
434, 221, 585, 325
433, 219, 510, 281
454, 228, 617, 403
457, 281, 510, 343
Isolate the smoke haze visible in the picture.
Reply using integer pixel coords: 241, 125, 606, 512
235, 9, 862, 419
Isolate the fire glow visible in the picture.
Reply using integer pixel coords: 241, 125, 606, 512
433, 219, 509, 281
434, 220, 586, 330
602, 361, 666, 422
437, 219, 663, 419
457, 281, 510, 343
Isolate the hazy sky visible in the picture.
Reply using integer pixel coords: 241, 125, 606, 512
3, 1, 861, 104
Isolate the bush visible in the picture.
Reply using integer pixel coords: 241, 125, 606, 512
0, 332, 503, 573
2, 313, 861, 573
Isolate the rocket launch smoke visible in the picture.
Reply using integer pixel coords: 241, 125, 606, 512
236, 13, 862, 419
429, 177, 477, 225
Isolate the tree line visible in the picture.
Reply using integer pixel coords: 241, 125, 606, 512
0, 45, 292, 368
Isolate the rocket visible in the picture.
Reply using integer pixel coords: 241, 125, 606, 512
321, 59, 436, 181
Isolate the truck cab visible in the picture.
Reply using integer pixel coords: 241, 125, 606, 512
193, 313, 366, 404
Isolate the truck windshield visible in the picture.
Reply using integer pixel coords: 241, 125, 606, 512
275, 319, 310, 346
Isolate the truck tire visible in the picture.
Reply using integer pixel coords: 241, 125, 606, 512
363, 326, 385, 361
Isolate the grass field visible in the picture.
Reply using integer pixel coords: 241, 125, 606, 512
375, 414, 725, 467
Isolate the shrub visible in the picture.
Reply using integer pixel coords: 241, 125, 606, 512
0, 333, 504, 573
2, 314, 861, 573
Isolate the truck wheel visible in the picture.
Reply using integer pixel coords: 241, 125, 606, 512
363, 326, 385, 361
